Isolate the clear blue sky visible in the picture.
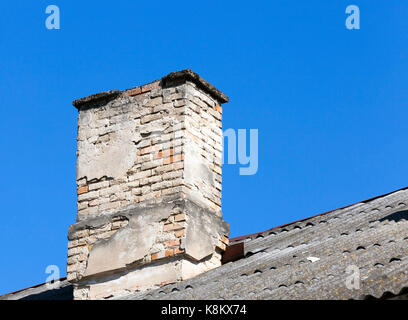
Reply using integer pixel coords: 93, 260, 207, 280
0, 1, 407, 294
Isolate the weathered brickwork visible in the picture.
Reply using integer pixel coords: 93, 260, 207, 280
67, 216, 129, 282
67, 200, 229, 299
72, 249, 226, 300
68, 69, 229, 299
75, 78, 223, 221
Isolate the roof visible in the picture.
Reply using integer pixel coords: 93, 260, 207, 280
120, 187, 408, 300
2, 187, 408, 300
0, 278, 72, 300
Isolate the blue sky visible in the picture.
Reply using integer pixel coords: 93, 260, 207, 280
0, 1, 407, 294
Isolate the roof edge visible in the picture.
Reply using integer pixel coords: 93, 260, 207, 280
229, 185, 408, 243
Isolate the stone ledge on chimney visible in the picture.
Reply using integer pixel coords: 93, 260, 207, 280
67, 197, 229, 299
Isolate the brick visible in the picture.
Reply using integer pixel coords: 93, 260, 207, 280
77, 186, 89, 195
141, 113, 163, 124
99, 201, 121, 211
67, 255, 78, 265
77, 253, 88, 262
88, 181, 110, 191
213, 164, 222, 175
151, 180, 172, 191
141, 160, 158, 171
164, 216, 174, 224
163, 154, 184, 165
78, 190, 99, 202
77, 206, 98, 218
153, 164, 173, 175
77, 178, 87, 187
131, 187, 142, 196
215, 104, 222, 114
99, 185, 120, 197
141, 146, 152, 155
69, 229, 89, 241
141, 81, 160, 93
174, 213, 186, 222
154, 148, 174, 160
127, 87, 142, 96
88, 199, 98, 207
68, 240, 78, 249
151, 251, 165, 261
153, 103, 172, 113
77, 201, 88, 210
163, 170, 183, 180
165, 249, 174, 257
148, 175, 162, 184
161, 187, 182, 196
66, 272, 78, 282
129, 170, 152, 181
174, 229, 185, 238
163, 223, 183, 232
173, 162, 184, 170
67, 263, 79, 273
164, 239, 180, 247
174, 99, 187, 107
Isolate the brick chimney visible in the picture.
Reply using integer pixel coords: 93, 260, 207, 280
67, 69, 230, 300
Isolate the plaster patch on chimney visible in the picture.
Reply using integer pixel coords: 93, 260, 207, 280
184, 200, 228, 261
84, 206, 171, 277
77, 128, 139, 181
67, 216, 130, 282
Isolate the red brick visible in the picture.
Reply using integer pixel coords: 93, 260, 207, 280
163, 154, 184, 165
128, 87, 142, 96
215, 104, 222, 114
141, 81, 160, 93
165, 249, 174, 257
164, 239, 180, 247
77, 186, 89, 195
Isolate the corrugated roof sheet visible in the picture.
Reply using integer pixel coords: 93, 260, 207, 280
121, 187, 408, 300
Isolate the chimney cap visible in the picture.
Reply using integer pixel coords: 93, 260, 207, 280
161, 69, 229, 104
72, 69, 229, 109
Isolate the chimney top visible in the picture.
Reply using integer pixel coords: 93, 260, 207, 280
72, 69, 229, 109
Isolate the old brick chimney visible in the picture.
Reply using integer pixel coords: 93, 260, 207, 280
67, 69, 230, 299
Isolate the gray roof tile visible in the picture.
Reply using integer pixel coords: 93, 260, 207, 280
121, 188, 408, 300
